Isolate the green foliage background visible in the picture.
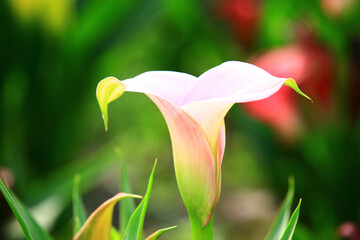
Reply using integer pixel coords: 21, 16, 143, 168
0, 0, 359, 239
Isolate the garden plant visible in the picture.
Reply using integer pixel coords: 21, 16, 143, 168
0, 61, 311, 240
1, 0, 359, 239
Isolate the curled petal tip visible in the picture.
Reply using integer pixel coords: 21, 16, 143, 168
102, 115, 108, 131
284, 78, 312, 102
96, 77, 126, 132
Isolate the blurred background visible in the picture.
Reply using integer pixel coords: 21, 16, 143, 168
0, 0, 359, 239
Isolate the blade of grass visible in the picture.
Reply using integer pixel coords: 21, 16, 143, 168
123, 159, 157, 240
118, 150, 136, 234
0, 180, 53, 240
265, 177, 295, 240
280, 199, 302, 240
73, 174, 87, 236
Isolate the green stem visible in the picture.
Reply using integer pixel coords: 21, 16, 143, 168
189, 215, 213, 240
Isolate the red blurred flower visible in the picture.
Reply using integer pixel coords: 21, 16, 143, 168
243, 32, 333, 140
244, 45, 308, 140
338, 222, 360, 240
219, 0, 261, 47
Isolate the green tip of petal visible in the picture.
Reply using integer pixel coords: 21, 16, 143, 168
96, 77, 126, 131
284, 78, 313, 103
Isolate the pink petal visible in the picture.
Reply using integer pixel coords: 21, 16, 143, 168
215, 121, 226, 206
179, 61, 286, 105
147, 94, 217, 226
122, 71, 197, 105
181, 101, 231, 206
181, 102, 231, 155
217, 122, 226, 167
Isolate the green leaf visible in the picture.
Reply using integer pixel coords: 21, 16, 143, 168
73, 193, 141, 240
118, 150, 136, 234
265, 177, 295, 240
111, 227, 121, 240
96, 77, 126, 131
145, 226, 177, 240
123, 160, 157, 240
73, 174, 87, 236
0, 180, 53, 240
284, 78, 312, 102
280, 199, 302, 240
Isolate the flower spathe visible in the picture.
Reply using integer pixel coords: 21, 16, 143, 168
96, 61, 311, 227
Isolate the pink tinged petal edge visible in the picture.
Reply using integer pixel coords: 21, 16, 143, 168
215, 121, 226, 206
73, 193, 142, 240
179, 61, 288, 105
217, 122, 226, 168
147, 95, 217, 226
181, 102, 231, 206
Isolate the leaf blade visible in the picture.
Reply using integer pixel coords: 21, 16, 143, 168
118, 150, 136, 234
0, 180, 53, 240
280, 199, 302, 240
265, 177, 295, 240
73, 174, 87, 236
123, 160, 157, 240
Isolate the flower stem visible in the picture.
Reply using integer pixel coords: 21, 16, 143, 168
189, 215, 213, 240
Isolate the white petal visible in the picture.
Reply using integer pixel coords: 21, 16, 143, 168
122, 71, 197, 106
179, 61, 287, 105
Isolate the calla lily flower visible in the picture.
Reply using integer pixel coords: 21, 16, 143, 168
96, 61, 310, 229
